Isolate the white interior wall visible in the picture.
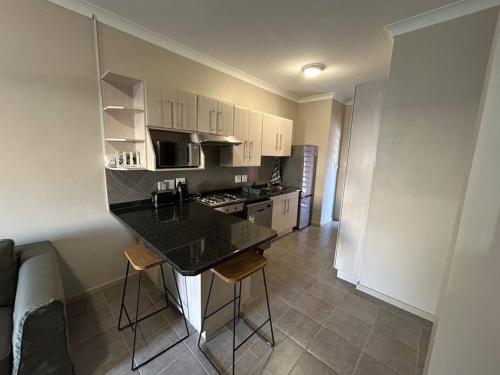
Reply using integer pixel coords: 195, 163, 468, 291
293, 99, 333, 225
334, 80, 387, 284
359, 9, 498, 315
427, 12, 500, 375
333, 104, 353, 221
321, 100, 345, 225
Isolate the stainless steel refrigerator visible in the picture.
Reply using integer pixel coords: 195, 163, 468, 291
281, 145, 317, 229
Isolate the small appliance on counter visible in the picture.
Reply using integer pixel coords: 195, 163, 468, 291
151, 181, 189, 208
151, 190, 176, 208
176, 182, 189, 204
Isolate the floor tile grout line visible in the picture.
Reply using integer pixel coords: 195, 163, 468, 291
350, 307, 378, 375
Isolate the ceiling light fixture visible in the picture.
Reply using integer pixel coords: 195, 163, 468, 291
302, 63, 325, 77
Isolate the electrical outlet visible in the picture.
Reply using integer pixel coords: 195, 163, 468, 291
175, 177, 186, 186
235, 175, 242, 183
241, 174, 248, 183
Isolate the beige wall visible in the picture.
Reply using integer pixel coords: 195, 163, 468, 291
359, 9, 498, 314
98, 24, 297, 121
0, 0, 298, 299
0, 0, 133, 298
427, 12, 500, 374
322, 100, 345, 224
333, 104, 353, 221
294, 99, 333, 225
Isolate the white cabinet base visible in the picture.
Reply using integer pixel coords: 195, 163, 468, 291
146, 265, 252, 336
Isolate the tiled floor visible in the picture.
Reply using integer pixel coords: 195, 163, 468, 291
67, 222, 432, 375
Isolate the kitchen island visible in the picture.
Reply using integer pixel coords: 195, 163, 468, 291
110, 199, 277, 336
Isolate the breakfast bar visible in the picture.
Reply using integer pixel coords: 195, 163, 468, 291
110, 199, 277, 336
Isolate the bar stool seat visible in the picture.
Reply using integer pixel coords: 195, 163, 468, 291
211, 251, 267, 283
198, 250, 275, 375
124, 243, 164, 271
118, 243, 190, 371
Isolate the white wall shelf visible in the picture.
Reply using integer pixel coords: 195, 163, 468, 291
105, 138, 145, 142
101, 70, 142, 86
103, 105, 144, 112
105, 165, 147, 171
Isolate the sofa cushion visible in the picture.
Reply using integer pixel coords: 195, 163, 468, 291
12, 241, 73, 375
0, 306, 13, 375
0, 239, 17, 306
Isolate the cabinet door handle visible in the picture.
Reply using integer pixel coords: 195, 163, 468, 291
287, 199, 290, 213
282, 199, 286, 214
179, 102, 183, 128
209, 110, 216, 132
280, 133, 283, 150
216, 112, 223, 133
244, 140, 247, 159
249, 140, 253, 159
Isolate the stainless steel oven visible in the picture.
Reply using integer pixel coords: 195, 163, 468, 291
153, 141, 201, 169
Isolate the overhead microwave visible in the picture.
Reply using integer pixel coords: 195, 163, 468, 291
152, 141, 201, 169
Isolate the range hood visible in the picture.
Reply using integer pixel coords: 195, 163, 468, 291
196, 133, 242, 146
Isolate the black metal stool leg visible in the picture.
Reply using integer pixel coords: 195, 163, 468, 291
262, 268, 275, 346
232, 283, 237, 375
237, 281, 242, 317
159, 264, 169, 308
117, 262, 130, 331
125, 267, 190, 371
131, 270, 143, 371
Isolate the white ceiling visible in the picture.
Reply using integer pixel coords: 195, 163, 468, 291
84, 0, 458, 101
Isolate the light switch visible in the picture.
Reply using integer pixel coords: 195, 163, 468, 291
241, 174, 248, 183
235, 175, 242, 183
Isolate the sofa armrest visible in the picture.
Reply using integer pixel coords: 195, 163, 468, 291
12, 241, 73, 375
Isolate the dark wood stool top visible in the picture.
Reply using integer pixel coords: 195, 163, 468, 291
211, 251, 267, 283
124, 243, 163, 271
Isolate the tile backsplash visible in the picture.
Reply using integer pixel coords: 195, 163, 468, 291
106, 146, 275, 204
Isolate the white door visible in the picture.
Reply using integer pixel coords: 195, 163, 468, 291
262, 113, 279, 156
232, 105, 249, 166
279, 118, 293, 156
248, 110, 263, 166
197, 95, 217, 133
173, 90, 197, 131
216, 101, 234, 136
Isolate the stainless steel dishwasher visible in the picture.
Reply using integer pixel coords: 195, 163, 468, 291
245, 200, 273, 228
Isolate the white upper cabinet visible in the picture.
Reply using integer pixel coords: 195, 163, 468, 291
146, 84, 197, 131
262, 113, 279, 156
220, 107, 263, 167
197, 95, 218, 133
197, 95, 234, 135
279, 117, 293, 156
262, 113, 293, 156
173, 89, 197, 131
216, 100, 234, 136
145, 83, 174, 128
233, 105, 250, 166
247, 110, 263, 166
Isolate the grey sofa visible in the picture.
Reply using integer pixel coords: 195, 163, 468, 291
0, 239, 73, 375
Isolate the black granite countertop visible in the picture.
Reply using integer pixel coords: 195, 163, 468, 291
110, 200, 277, 276
233, 186, 301, 204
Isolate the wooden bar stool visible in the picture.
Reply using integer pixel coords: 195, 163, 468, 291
198, 250, 275, 375
118, 243, 190, 371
